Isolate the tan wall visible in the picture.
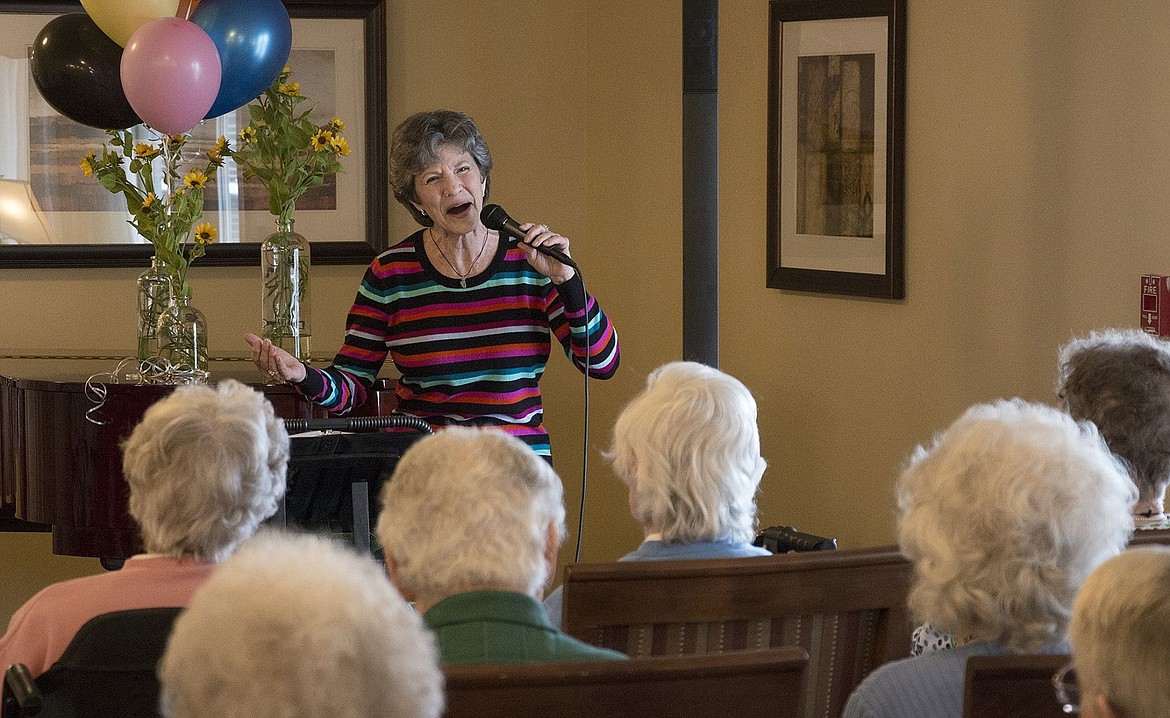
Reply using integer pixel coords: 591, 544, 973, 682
722, 0, 1170, 547
3, 0, 1169, 625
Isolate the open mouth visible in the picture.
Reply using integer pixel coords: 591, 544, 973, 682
446, 202, 473, 217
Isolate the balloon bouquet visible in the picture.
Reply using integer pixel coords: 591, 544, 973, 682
28, 0, 293, 134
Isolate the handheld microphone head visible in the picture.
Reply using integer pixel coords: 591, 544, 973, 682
479, 203, 579, 271
480, 204, 518, 235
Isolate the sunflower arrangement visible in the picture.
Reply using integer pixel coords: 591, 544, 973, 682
228, 65, 350, 225
82, 130, 227, 300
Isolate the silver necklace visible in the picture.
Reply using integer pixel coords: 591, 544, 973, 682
430, 229, 490, 288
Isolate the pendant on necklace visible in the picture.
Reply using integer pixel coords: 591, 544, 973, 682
460, 279, 467, 288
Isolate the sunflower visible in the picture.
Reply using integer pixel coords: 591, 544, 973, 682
134, 143, 160, 160
330, 135, 351, 157
142, 192, 157, 210
278, 81, 301, 97
80, 152, 95, 177
311, 129, 334, 152
207, 135, 229, 165
183, 170, 208, 190
194, 223, 217, 245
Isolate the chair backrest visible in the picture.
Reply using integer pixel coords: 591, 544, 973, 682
28, 607, 183, 718
442, 647, 808, 718
962, 654, 1069, 718
1129, 527, 1170, 547
560, 546, 914, 718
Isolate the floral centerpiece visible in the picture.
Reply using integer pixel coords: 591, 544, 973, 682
229, 65, 350, 224
83, 130, 225, 300
82, 130, 227, 377
227, 65, 350, 363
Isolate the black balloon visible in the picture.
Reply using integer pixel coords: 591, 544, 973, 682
30, 13, 142, 130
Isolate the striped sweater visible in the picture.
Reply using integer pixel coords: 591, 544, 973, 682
296, 230, 620, 455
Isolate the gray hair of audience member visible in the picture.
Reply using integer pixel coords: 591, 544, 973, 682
897, 398, 1136, 654
1071, 547, 1170, 718
389, 109, 493, 227
608, 361, 766, 545
121, 380, 288, 562
376, 426, 566, 600
1057, 328, 1170, 506
159, 531, 444, 718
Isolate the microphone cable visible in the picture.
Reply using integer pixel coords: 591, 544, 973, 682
574, 268, 591, 563
482, 204, 593, 561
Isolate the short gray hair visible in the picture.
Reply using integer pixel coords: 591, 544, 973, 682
376, 427, 565, 599
1057, 328, 1170, 504
121, 380, 288, 562
609, 361, 765, 544
159, 531, 443, 718
389, 109, 493, 227
898, 399, 1136, 653
1071, 547, 1170, 718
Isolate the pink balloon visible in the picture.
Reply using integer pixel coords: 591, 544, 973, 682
120, 17, 221, 134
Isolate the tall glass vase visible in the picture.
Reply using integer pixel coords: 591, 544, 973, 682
260, 218, 312, 362
156, 293, 209, 384
136, 256, 173, 361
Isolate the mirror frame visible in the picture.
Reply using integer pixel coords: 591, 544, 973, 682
0, 0, 387, 268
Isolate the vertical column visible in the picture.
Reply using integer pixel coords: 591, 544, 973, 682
682, 0, 718, 366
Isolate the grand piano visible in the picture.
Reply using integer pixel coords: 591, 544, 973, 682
0, 357, 397, 560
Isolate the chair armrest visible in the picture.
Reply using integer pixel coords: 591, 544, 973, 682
4, 663, 43, 716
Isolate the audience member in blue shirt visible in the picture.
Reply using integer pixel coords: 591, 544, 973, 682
545, 361, 771, 626
843, 399, 1136, 718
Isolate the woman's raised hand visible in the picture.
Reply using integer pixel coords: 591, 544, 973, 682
516, 222, 575, 284
245, 333, 307, 384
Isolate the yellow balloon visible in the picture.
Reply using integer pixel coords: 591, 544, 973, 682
80, 0, 181, 47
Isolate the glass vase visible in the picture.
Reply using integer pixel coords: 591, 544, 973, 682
155, 294, 209, 384
260, 218, 312, 362
136, 256, 173, 361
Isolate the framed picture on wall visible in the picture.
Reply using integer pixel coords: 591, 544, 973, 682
766, 0, 906, 299
0, 0, 387, 269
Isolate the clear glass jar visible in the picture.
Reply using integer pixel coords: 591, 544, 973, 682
155, 294, 209, 384
260, 218, 312, 362
136, 256, 172, 361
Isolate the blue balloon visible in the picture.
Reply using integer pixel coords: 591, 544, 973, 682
192, 0, 291, 119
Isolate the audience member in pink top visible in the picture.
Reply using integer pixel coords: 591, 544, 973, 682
0, 380, 289, 677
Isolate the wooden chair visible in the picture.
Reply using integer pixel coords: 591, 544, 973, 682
962, 654, 1069, 718
560, 546, 914, 718
442, 647, 808, 718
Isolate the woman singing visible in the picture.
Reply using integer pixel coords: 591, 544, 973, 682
247, 109, 619, 458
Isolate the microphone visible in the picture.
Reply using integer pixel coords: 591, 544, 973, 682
480, 204, 578, 271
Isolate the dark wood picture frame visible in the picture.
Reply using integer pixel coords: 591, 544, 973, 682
0, 0, 387, 269
766, 0, 905, 299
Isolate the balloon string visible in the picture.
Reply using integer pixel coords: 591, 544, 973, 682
161, 131, 175, 235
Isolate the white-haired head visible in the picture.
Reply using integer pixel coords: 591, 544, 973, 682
122, 380, 288, 562
1071, 546, 1170, 718
609, 361, 765, 544
376, 427, 566, 603
898, 398, 1136, 653
159, 530, 444, 718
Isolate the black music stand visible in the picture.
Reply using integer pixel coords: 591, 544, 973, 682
274, 416, 432, 554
